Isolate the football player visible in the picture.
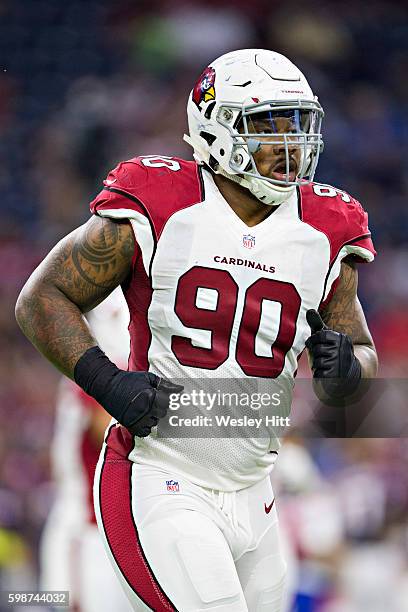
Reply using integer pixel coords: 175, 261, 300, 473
16, 49, 377, 611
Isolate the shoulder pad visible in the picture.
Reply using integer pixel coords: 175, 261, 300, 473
90, 156, 204, 238
299, 182, 376, 264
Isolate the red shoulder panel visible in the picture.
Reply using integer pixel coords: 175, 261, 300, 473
299, 183, 376, 264
90, 156, 204, 239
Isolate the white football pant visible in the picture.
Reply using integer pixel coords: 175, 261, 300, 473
94, 446, 287, 611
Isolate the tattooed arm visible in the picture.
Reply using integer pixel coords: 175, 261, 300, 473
320, 259, 378, 378
15, 216, 134, 379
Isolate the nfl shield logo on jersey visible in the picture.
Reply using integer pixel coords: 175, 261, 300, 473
166, 479, 180, 492
243, 234, 256, 249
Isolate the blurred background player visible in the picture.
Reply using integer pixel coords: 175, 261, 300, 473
40, 288, 131, 612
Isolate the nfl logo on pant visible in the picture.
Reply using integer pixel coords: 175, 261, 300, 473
243, 234, 255, 249
166, 479, 180, 492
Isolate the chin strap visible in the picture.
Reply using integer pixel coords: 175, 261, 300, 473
217, 166, 295, 206
183, 133, 295, 206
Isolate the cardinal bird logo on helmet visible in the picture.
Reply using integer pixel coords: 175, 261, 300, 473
192, 66, 216, 108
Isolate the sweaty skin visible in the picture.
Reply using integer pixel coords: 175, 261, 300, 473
247, 115, 302, 183
15, 217, 134, 378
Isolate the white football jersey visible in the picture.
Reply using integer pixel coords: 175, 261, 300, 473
90, 156, 375, 490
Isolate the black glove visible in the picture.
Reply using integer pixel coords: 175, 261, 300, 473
305, 309, 361, 399
74, 346, 183, 437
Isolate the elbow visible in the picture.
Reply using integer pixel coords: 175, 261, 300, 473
15, 272, 43, 335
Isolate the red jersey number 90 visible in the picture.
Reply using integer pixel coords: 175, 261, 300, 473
171, 266, 301, 378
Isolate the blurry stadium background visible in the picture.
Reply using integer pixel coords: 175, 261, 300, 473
1, 0, 408, 610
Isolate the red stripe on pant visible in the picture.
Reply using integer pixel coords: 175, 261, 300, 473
99, 443, 176, 611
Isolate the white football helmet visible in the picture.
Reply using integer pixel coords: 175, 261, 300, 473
185, 49, 324, 206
